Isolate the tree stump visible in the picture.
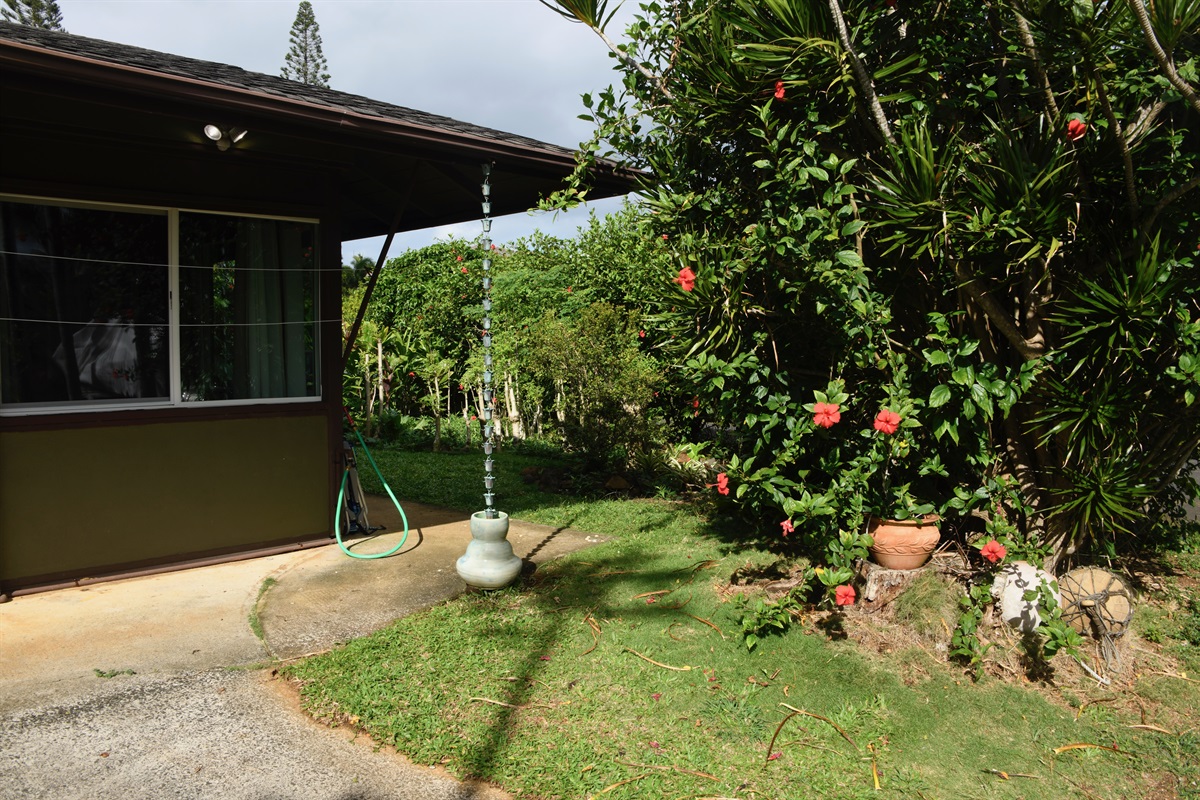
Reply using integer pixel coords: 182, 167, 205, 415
856, 560, 930, 610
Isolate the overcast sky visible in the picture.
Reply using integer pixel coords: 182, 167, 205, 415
56, 0, 638, 262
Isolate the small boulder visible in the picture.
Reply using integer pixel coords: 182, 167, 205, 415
991, 561, 1059, 633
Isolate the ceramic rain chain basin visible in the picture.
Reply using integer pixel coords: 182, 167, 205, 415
456, 163, 522, 590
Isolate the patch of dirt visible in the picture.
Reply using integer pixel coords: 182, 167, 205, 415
714, 554, 1197, 708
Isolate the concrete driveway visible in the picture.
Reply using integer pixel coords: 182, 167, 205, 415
0, 500, 602, 799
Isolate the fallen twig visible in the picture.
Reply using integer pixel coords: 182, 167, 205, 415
614, 759, 719, 780
469, 697, 523, 709
582, 613, 601, 655
1149, 670, 1197, 683
468, 696, 557, 711
766, 704, 857, 765
983, 769, 1041, 779
588, 774, 647, 797
1074, 696, 1116, 720
1127, 724, 1176, 735
868, 742, 881, 789
634, 590, 672, 600
662, 594, 693, 609
1075, 658, 1111, 686
780, 704, 857, 748
623, 647, 692, 671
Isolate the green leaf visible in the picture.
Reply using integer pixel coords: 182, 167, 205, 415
929, 384, 952, 407
841, 219, 866, 237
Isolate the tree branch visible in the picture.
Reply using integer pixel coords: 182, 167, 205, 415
1014, 13, 1059, 123
541, 0, 674, 100
1127, 0, 1200, 115
955, 263, 1046, 361
827, 0, 895, 146
1141, 172, 1200, 238
1093, 68, 1139, 215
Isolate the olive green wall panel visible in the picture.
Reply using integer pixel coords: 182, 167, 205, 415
0, 415, 331, 583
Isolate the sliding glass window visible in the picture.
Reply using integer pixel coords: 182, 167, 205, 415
0, 198, 319, 413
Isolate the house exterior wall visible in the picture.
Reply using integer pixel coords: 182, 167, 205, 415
0, 413, 332, 587
1, 72, 349, 593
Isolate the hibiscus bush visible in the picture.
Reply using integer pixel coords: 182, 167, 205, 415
549, 0, 1200, 571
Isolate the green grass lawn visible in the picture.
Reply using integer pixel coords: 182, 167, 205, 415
289, 446, 1200, 799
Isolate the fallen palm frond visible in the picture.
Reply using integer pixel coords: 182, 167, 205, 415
765, 704, 857, 765
634, 590, 673, 600
684, 612, 726, 639
869, 742, 881, 789
1126, 724, 1176, 735
623, 647, 692, 671
1052, 742, 1133, 756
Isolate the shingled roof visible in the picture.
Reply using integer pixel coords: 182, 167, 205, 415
0, 22, 634, 239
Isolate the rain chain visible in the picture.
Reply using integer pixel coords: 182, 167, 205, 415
480, 163, 497, 519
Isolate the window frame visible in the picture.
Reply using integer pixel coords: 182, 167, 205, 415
0, 194, 323, 417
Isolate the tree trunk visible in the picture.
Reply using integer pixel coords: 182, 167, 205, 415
363, 362, 376, 438
505, 372, 524, 439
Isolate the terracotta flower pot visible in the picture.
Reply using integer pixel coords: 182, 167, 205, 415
867, 516, 941, 570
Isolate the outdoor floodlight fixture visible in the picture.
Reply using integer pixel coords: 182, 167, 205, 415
203, 124, 248, 151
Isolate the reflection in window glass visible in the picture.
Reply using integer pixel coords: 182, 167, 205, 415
0, 201, 169, 405
179, 214, 317, 401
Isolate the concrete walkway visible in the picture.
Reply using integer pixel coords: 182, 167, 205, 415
0, 500, 603, 799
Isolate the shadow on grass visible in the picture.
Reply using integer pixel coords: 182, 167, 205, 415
448, 547, 730, 785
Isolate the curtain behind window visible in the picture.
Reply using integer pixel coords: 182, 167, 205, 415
180, 214, 317, 402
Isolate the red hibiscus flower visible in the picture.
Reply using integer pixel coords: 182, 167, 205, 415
674, 267, 696, 292
1067, 118, 1087, 141
407, 371, 415, 378
661, 234, 669, 241
461, 266, 468, 273
813, 402, 841, 428
835, 584, 856, 606
716, 473, 729, 496
780, 519, 794, 536
980, 539, 1007, 564
638, 330, 646, 339
873, 408, 901, 435
456, 255, 463, 262
774, 80, 785, 100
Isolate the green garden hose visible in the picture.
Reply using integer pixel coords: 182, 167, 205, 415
334, 418, 409, 560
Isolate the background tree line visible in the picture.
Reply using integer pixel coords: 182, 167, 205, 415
342, 204, 691, 473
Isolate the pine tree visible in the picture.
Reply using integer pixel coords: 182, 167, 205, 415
2, 0, 66, 31
280, 1, 330, 88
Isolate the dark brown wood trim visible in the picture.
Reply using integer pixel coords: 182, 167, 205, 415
0, 400, 337, 433
2, 533, 338, 598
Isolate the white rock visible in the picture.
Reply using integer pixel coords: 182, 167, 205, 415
990, 561, 1059, 633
